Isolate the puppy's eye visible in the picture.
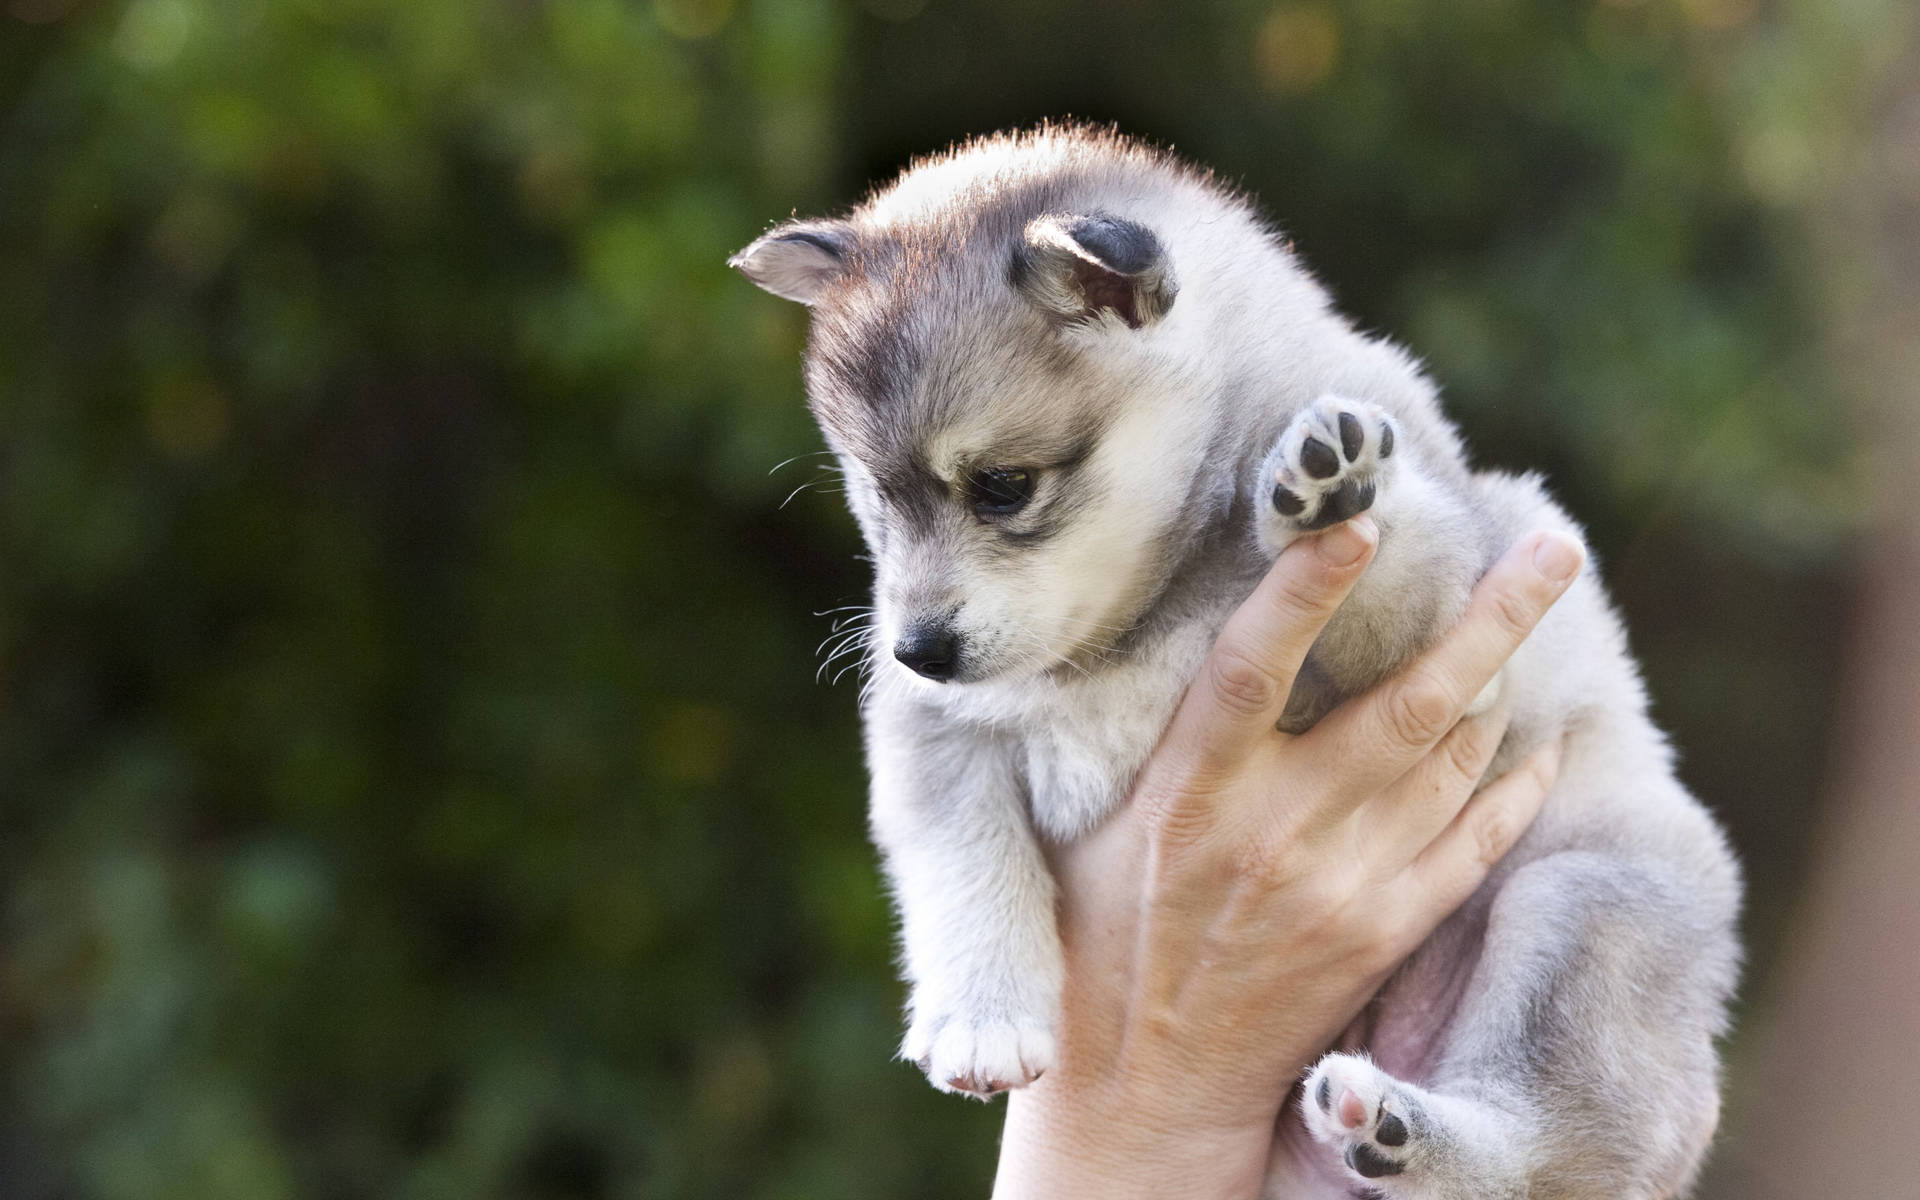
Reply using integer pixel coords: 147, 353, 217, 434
967, 467, 1037, 515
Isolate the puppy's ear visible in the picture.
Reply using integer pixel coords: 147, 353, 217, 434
1012, 213, 1176, 329
729, 220, 854, 304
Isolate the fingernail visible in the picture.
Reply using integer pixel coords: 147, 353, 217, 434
1531, 532, 1583, 583
1316, 516, 1377, 567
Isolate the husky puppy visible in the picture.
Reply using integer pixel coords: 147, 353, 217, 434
732, 125, 1740, 1199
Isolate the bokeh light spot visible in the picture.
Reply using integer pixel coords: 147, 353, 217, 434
113, 0, 194, 70
1255, 5, 1340, 95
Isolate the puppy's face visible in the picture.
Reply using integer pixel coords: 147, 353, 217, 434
832, 327, 1202, 686
734, 211, 1206, 686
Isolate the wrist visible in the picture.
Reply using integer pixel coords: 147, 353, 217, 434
993, 1068, 1280, 1200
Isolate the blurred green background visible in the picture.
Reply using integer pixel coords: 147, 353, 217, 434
0, 0, 1903, 1196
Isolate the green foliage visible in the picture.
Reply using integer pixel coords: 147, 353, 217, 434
0, 0, 1884, 1196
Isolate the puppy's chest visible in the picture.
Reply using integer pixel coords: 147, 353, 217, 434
998, 637, 1210, 842
1015, 716, 1159, 840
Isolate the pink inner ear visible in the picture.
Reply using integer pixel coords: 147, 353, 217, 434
1071, 257, 1140, 328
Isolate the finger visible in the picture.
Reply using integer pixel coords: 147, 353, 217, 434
1404, 741, 1561, 919
1352, 701, 1512, 868
1163, 517, 1378, 776
1301, 528, 1583, 801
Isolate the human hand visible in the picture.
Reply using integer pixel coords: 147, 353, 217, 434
993, 516, 1584, 1199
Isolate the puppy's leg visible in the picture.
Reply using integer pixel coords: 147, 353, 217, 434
1255, 396, 1497, 725
1301, 851, 1737, 1199
868, 708, 1062, 1099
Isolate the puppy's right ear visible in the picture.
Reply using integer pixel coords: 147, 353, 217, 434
1012, 212, 1176, 329
728, 220, 853, 305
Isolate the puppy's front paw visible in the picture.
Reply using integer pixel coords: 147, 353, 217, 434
903, 1006, 1056, 1100
1258, 396, 1398, 551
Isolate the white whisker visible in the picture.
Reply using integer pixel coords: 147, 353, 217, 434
767, 449, 836, 476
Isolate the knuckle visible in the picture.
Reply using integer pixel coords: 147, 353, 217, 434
1207, 647, 1284, 718
1132, 765, 1219, 849
1384, 671, 1457, 748
1473, 806, 1519, 867
1140, 789, 1216, 852
1283, 854, 1364, 923
1270, 574, 1330, 623
1441, 720, 1496, 783
1489, 583, 1543, 639
1352, 916, 1409, 975
1307, 870, 1364, 921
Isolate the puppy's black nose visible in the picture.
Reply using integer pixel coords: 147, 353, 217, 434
894, 625, 960, 681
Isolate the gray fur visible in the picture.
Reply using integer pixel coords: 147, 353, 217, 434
734, 124, 1741, 1199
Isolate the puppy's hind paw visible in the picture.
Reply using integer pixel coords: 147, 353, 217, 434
903, 1010, 1056, 1101
1302, 1053, 1423, 1183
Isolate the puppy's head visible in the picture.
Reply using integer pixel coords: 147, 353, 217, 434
733, 204, 1219, 687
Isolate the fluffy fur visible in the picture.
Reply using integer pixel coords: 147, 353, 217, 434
733, 124, 1741, 1199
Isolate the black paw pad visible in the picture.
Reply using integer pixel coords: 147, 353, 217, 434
1272, 485, 1306, 517
1378, 423, 1395, 459
1300, 436, 1340, 480
1316, 1075, 1333, 1114
1338, 412, 1363, 461
1347, 1142, 1405, 1179
1375, 1112, 1407, 1147
1301, 480, 1375, 530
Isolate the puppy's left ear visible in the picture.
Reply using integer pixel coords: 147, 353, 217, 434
729, 219, 854, 304
1013, 213, 1176, 329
